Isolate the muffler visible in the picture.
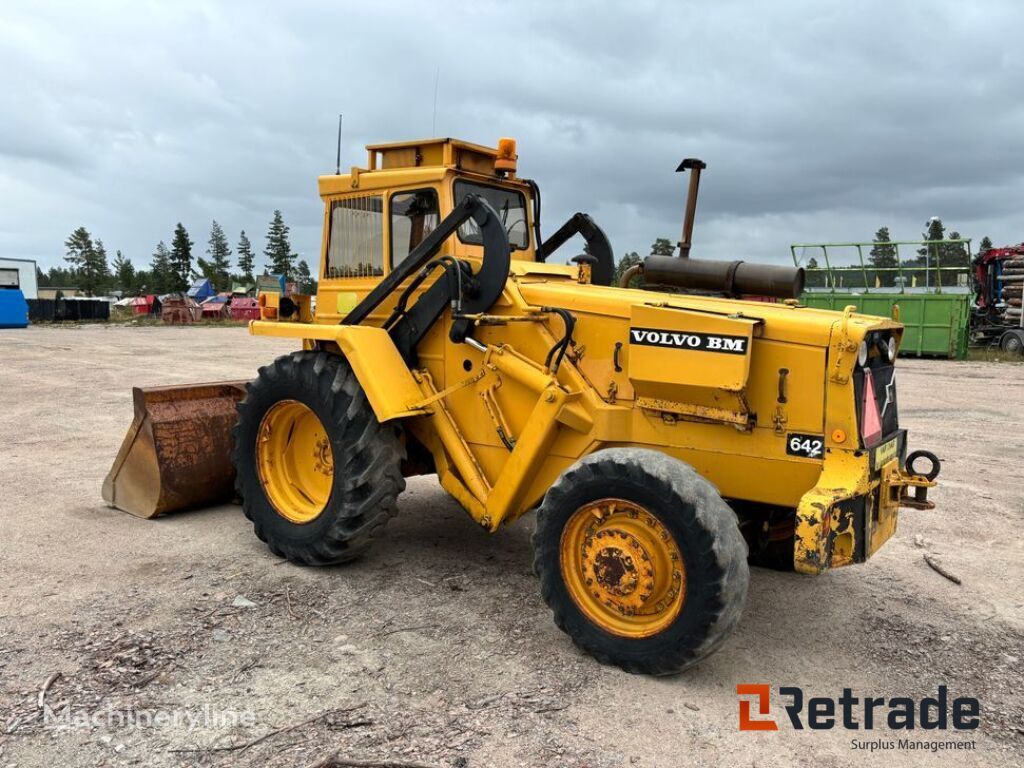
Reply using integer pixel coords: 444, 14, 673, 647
642, 255, 805, 299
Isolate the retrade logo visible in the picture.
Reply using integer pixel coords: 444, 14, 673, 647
736, 685, 980, 732
737, 684, 778, 731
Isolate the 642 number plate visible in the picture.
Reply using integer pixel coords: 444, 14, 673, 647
787, 433, 825, 459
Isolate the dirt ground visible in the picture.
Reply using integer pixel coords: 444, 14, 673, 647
1, 324, 1022, 768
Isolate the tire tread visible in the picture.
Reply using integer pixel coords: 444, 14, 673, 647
232, 351, 405, 566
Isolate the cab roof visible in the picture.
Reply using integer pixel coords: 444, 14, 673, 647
364, 137, 499, 172
319, 137, 520, 198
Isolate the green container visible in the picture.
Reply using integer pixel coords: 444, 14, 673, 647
801, 292, 970, 359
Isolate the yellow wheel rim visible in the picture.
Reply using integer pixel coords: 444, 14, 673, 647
256, 400, 333, 524
560, 498, 686, 638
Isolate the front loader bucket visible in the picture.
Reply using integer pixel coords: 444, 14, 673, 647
102, 381, 249, 518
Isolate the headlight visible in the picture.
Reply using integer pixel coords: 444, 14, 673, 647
887, 336, 897, 362
857, 341, 869, 367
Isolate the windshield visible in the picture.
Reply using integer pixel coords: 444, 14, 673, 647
453, 180, 530, 250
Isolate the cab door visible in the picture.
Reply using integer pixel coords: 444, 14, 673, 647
316, 187, 441, 326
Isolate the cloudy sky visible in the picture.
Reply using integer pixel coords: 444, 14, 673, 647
2, 1, 1022, 274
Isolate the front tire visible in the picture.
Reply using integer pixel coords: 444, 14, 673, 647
533, 448, 748, 674
233, 351, 405, 565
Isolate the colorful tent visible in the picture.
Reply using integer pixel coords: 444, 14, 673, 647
187, 278, 214, 302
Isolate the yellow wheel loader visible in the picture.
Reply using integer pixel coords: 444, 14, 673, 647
104, 137, 940, 674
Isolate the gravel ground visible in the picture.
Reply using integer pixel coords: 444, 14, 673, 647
1, 324, 1021, 768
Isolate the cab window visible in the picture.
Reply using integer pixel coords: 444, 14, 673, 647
326, 194, 384, 278
453, 180, 529, 250
390, 189, 440, 267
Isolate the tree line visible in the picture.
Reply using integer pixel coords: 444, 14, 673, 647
614, 221, 990, 290
803, 218, 984, 289
44, 212, 993, 298
44, 210, 314, 296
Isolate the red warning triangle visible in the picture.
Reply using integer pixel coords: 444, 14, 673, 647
862, 371, 883, 445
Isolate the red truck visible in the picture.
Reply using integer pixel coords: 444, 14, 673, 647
973, 244, 1024, 353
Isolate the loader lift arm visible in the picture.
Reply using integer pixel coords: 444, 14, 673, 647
342, 193, 511, 365
536, 212, 614, 286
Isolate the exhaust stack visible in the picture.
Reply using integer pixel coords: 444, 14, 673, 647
617, 156, 805, 299
676, 158, 706, 258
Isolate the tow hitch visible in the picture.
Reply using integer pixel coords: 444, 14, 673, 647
894, 449, 941, 510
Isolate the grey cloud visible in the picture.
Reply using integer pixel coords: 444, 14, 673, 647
1, 0, 1022, 273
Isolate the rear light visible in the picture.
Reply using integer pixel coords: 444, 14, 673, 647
861, 370, 883, 445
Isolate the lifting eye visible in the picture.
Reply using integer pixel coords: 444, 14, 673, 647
906, 450, 941, 481
463, 359, 473, 372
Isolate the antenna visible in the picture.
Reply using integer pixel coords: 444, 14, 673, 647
335, 114, 343, 175
432, 67, 440, 136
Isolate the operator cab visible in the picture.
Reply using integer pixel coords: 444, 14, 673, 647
315, 138, 616, 323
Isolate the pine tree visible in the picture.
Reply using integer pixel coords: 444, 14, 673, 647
111, 250, 136, 294
940, 230, 970, 284
942, 231, 966, 264
650, 238, 675, 256
169, 223, 194, 292
868, 227, 897, 268
134, 269, 153, 292
197, 220, 232, 291
264, 210, 294, 278
868, 226, 898, 287
63, 226, 93, 282
89, 238, 111, 295
63, 227, 111, 295
917, 218, 945, 260
913, 218, 945, 288
236, 230, 255, 283
150, 241, 173, 293
295, 259, 313, 292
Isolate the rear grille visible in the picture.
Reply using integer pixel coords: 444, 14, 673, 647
853, 362, 899, 446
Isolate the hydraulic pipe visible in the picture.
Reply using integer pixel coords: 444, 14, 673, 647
618, 264, 643, 288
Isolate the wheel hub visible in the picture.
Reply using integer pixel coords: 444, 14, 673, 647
314, 436, 333, 476
256, 399, 333, 524
590, 543, 643, 597
560, 498, 686, 638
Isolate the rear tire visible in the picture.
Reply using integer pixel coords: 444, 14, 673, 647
233, 351, 405, 565
533, 448, 748, 674
999, 329, 1024, 355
